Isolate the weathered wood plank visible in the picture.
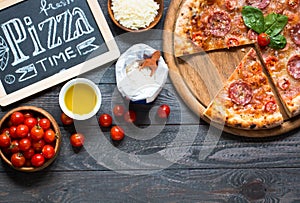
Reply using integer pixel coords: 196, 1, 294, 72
0, 168, 300, 202
0, 124, 298, 172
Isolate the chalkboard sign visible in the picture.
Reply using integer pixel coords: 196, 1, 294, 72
0, 0, 119, 106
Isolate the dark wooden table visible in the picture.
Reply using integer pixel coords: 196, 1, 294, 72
1, 0, 300, 202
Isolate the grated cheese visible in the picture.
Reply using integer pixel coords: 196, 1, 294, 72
111, 0, 159, 30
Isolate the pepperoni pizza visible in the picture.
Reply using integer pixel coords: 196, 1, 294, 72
259, 7, 300, 117
204, 48, 283, 129
173, 0, 300, 129
174, 0, 255, 57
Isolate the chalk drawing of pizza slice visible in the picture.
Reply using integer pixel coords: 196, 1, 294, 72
0, 36, 9, 71
15, 64, 37, 82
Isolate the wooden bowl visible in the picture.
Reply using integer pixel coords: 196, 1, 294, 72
108, 0, 163, 32
0, 106, 61, 172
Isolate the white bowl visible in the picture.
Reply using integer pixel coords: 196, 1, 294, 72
59, 78, 102, 120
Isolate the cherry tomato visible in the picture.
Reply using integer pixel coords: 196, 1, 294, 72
10, 140, 20, 154
30, 125, 44, 141
0, 132, 11, 148
10, 112, 24, 126
38, 118, 51, 130
60, 112, 73, 125
110, 126, 125, 141
124, 110, 136, 123
23, 111, 34, 118
19, 138, 32, 151
99, 113, 112, 127
9, 126, 18, 139
11, 153, 25, 168
24, 117, 38, 130
42, 145, 55, 159
32, 139, 45, 152
23, 148, 35, 159
257, 33, 271, 47
70, 133, 85, 147
157, 104, 171, 119
16, 124, 29, 138
113, 105, 125, 117
31, 154, 45, 167
44, 129, 56, 143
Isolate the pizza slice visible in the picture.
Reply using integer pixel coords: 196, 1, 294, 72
174, 0, 255, 57
261, 13, 300, 117
204, 48, 283, 129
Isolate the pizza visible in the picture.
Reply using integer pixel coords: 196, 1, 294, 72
172, 0, 300, 129
174, 0, 299, 57
204, 48, 283, 129
259, 8, 300, 117
174, 0, 255, 57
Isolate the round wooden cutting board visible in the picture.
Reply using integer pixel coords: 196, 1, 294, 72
163, 0, 300, 137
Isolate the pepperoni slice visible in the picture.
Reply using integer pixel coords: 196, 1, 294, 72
287, 55, 300, 80
246, 0, 271, 9
265, 101, 277, 113
207, 11, 231, 37
277, 77, 291, 90
290, 24, 300, 46
226, 38, 239, 47
225, 0, 237, 11
228, 81, 253, 105
288, 0, 299, 9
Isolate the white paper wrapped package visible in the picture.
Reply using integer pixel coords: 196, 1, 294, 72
116, 44, 169, 103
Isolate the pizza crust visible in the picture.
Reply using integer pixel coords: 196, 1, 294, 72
204, 49, 284, 130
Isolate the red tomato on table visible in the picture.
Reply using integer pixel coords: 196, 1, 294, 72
113, 105, 125, 117
99, 114, 113, 127
60, 112, 73, 125
124, 110, 136, 123
157, 104, 171, 119
70, 133, 85, 147
110, 126, 125, 141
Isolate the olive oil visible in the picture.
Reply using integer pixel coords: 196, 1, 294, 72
64, 83, 97, 115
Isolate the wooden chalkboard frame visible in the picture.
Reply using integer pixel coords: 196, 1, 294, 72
0, 0, 120, 106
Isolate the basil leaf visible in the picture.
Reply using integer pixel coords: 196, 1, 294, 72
242, 6, 265, 33
264, 13, 288, 36
269, 35, 287, 49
